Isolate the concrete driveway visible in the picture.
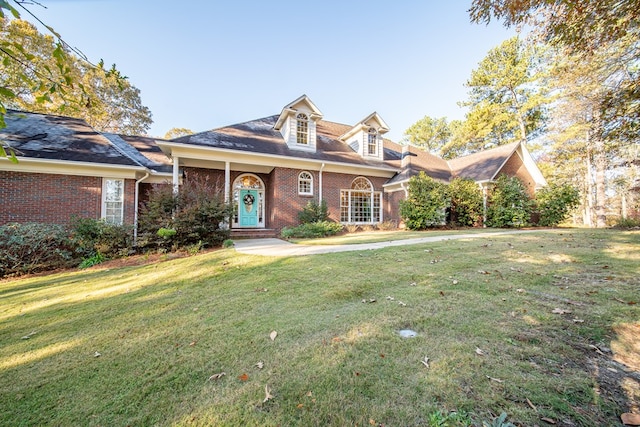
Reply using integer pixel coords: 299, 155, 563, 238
233, 230, 540, 257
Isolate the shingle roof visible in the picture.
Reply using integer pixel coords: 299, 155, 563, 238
172, 116, 398, 171
449, 142, 520, 182
103, 133, 173, 174
0, 110, 140, 167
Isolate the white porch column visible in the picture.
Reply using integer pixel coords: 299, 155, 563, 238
172, 156, 180, 194
224, 161, 231, 203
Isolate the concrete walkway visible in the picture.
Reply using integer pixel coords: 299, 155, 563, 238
233, 230, 540, 257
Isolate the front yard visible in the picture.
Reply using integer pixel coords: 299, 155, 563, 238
1, 229, 638, 426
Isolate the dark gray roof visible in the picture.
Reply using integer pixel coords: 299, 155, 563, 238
104, 133, 173, 174
0, 110, 139, 167
172, 115, 398, 170
449, 142, 520, 181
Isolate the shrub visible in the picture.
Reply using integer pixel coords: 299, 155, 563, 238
614, 217, 640, 228
399, 172, 449, 230
281, 221, 343, 239
344, 224, 360, 233
0, 222, 79, 277
70, 217, 133, 258
377, 220, 397, 230
138, 174, 232, 250
448, 177, 483, 227
298, 199, 329, 224
534, 183, 580, 226
78, 253, 106, 269
485, 175, 535, 228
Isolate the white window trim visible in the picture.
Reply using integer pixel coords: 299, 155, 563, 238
367, 128, 378, 156
298, 171, 314, 196
339, 177, 383, 224
296, 113, 309, 145
101, 178, 125, 225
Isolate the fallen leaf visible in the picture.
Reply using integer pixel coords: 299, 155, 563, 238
486, 375, 503, 383
189, 341, 197, 346
589, 344, 605, 355
475, 347, 486, 356
20, 331, 37, 340
306, 391, 313, 397
421, 356, 430, 368
270, 331, 278, 341
208, 372, 226, 381
398, 301, 407, 307
452, 280, 459, 285
255, 361, 264, 369
409, 282, 417, 286
94, 351, 101, 358
386, 296, 395, 301
621, 412, 640, 425
380, 354, 385, 358
263, 384, 274, 403
477, 270, 490, 275
439, 291, 445, 297
526, 397, 537, 410
572, 318, 585, 323
297, 403, 304, 409
552, 308, 572, 314
369, 419, 377, 426
541, 416, 557, 424
238, 373, 249, 381
516, 288, 526, 293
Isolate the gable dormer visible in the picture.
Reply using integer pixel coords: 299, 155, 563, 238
273, 95, 323, 152
339, 112, 389, 161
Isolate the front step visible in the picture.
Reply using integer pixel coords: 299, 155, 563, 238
230, 228, 278, 239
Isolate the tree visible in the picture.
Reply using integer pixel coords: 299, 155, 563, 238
403, 116, 451, 153
1, 19, 152, 135
164, 127, 194, 140
459, 37, 547, 151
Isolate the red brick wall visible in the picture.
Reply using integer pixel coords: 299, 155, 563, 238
0, 171, 136, 225
385, 189, 405, 224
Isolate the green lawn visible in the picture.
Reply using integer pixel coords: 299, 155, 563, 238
1, 229, 638, 426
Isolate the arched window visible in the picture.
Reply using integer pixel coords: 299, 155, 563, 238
296, 113, 309, 145
298, 171, 313, 195
367, 128, 378, 156
340, 177, 382, 223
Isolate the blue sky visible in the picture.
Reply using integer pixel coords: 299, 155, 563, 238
34, 0, 516, 140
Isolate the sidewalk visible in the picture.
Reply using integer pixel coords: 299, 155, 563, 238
233, 230, 540, 257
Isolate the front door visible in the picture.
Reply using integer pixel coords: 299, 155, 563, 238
239, 189, 259, 227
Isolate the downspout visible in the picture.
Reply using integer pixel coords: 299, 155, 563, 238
481, 183, 488, 227
134, 172, 150, 244
319, 163, 325, 202
172, 156, 180, 194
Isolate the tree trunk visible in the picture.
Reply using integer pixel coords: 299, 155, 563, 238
584, 140, 594, 227
593, 136, 608, 227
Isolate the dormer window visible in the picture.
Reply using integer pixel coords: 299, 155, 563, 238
367, 128, 378, 156
296, 113, 309, 145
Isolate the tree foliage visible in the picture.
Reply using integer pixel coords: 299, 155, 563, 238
485, 174, 534, 228
456, 37, 547, 152
448, 177, 484, 227
164, 127, 194, 139
403, 116, 451, 153
535, 182, 580, 226
0, 18, 152, 135
399, 172, 449, 230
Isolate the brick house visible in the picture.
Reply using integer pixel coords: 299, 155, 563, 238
0, 95, 546, 233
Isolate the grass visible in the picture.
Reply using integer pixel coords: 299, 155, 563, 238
1, 229, 638, 426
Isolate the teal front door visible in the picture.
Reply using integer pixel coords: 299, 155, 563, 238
239, 189, 259, 227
